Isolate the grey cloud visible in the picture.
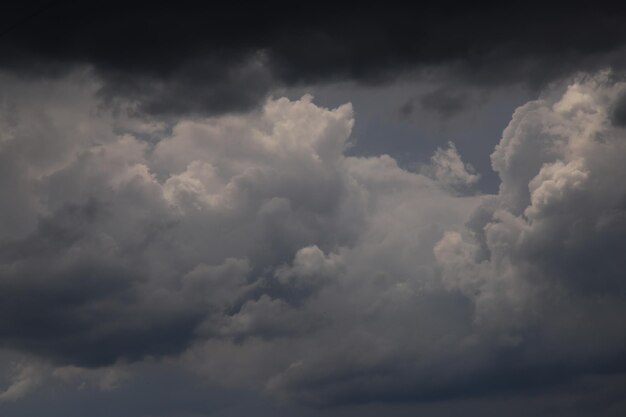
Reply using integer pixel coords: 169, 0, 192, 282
0, 362, 43, 402
3, 3, 626, 116
420, 141, 480, 193
97, 53, 275, 117
0, 76, 365, 370
0, 201, 204, 367
435, 72, 626, 395
418, 87, 470, 118
1, 70, 626, 413
611, 91, 626, 126
189, 73, 626, 406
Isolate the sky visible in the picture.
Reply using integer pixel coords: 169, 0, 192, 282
1, 2, 626, 416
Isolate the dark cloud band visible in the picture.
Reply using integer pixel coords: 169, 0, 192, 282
3, 2, 626, 115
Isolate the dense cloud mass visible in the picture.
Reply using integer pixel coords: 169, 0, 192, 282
2, 2, 626, 115
0, 70, 625, 413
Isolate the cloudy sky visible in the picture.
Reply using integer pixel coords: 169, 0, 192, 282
1, 2, 626, 416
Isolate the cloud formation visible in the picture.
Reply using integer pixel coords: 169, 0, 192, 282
435, 71, 626, 386
0, 363, 43, 402
421, 142, 480, 192
3, 3, 626, 115
0, 70, 625, 412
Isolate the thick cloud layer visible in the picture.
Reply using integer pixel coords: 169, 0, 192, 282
435, 72, 626, 376
0, 71, 625, 412
3, 2, 626, 115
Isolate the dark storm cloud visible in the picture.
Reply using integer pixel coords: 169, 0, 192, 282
611, 91, 626, 126
2, 2, 626, 115
278, 343, 626, 407
0, 200, 204, 367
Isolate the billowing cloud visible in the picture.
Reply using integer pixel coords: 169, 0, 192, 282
435, 71, 626, 389
0, 70, 625, 413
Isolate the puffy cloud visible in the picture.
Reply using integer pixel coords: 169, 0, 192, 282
1, 70, 625, 411
0, 74, 348, 355
421, 141, 480, 192
435, 71, 626, 378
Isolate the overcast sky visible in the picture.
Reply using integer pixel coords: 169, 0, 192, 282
1, 2, 626, 416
